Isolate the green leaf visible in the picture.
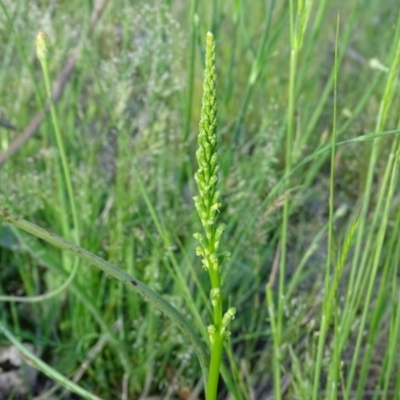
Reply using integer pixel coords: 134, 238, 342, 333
0, 208, 209, 384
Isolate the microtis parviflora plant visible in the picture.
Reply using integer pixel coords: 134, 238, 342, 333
0, 31, 234, 400
194, 31, 236, 400
36, 29, 237, 399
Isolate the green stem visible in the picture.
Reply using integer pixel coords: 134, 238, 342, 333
37, 34, 80, 240
207, 332, 224, 399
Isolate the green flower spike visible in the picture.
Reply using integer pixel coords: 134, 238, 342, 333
194, 32, 235, 400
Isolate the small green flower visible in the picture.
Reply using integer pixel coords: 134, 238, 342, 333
210, 288, 221, 308
221, 307, 236, 338
208, 325, 216, 344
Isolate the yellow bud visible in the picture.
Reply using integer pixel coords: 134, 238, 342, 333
36, 30, 48, 61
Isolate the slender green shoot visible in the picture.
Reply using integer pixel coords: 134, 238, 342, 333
35, 30, 81, 303
193, 32, 236, 400
312, 14, 339, 399
274, 1, 312, 398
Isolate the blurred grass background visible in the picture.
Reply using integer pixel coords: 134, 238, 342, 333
1, 0, 400, 399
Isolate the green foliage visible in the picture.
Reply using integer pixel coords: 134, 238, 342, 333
1, 0, 400, 399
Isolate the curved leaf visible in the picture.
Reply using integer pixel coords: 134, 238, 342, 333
0, 208, 209, 383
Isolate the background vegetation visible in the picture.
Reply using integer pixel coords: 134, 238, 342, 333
1, 0, 400, 399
